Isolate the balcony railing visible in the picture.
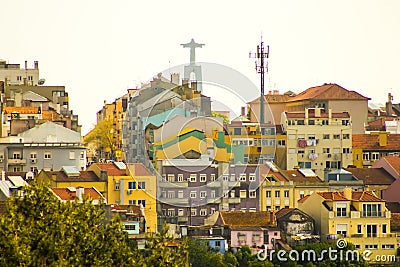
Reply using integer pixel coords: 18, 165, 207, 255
362, 211, 382, 217
7, 158, 26, 165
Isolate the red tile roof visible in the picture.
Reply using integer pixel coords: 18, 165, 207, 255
344, 167, 395, 185
352, 134, 400, 150
298, 195, 310, 203
128, 163, 153, 176
352, 191, 383, 202
219, 211, 275, 227
110, 204, 144, 217
95, 163, 127, 176
390, 213, 400, 228
275, 208, 295, 219
285, 110, 350, 119
382, 156, 400, 176
52, 187, 103, 201
316, 191, 383, 202
44, 170, 100, 182
287, 83, 369, 102
42, 110, 61, 121
3, 106, 40, 114
317, 192, 348, 201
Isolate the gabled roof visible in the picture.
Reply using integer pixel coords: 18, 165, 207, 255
275, 208, 295, 219
380, 156, 400, 176
52, 187, 103, 201
352, 191, 383, 202
287, 83, 370, 102
344, 167, 395, 185
94, 163, 127, 176
317, 192, 348, 201
297, 195, 310, 203
352, 134, 400, 150
217, 211, 275, 227
316, 191, 383, 202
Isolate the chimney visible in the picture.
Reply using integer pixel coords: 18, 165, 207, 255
191, 81, 197, 91
379, 132, 388, 147
24, 61, 27, 69
34, 61, 39, 69
268, 90, 272, 95
100, 170, 107, 181
76, 187, 84, 202
170, 73, 180, 85
343, 187, 352, 200
386, 93, 393, 117
241, 107, 246, 116
273, 90, 279, 95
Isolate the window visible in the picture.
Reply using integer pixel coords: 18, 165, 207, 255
30, 166, 38, 172
266, 191, 271, 198
371, 152, 380, 161
323, 134, 330, 139
278, 140, 286, 146
343, 134, 350, 139
342, 120, 350, 126
382, 224, 387, 234
210, 208, 216, 215
190, 174, 197, 182
249, 174, 255, 181
230, 191, 235, 198
17, 76, 22, 81
30, 153, 37, 159
69, 151, 75, 160
343, 148, 351, 154
138, 200, 146, 207
200, 174, 206, 182
28, 76, 33, 81
275, 206, 280, 210
138, 181, 146, 190
80, 152, 85, 159
167, 191, 175, 199
200, 209, 207, 216
322, 120, 329, 125
191, 208, 197, 216
177, 174, 183, 182
323, 148, 330, 153
297, 120, 304, 125
333, 134, 340, 139
167, 174, 175, 182
284, 190, 289, 198
211, 190, 216, 198
44, 152, 51, 159
249, 191, 256, 198
161, 191, 166, 198
115, 182, 120, 191
363, 204, 382, 217
366, 224, 378, 237
178, 209, 184, 216
240, 174, 246, 181
233, 128, 242, 135
167, 209, 175, 216
223, 175, 228, 181
177, 191, 183, 198
299, 162, 312, 168
336, 203, 347, 217
308, 120, 315, 125
240, 190, 246, 198
12, 152, 21, 159
382, 244, 395, 249
355, 244, 361, 249
210, 174, 216, 181
190, 191, 197, 198
299, 191, 305, 199
125, 224, 136, 231
128, 182, 136, 189
363, 153, 370, 161
365, 244, 378, 250
128, 200, 136, 205
357, 225, 362, 234
266, 206, 271, 210
200, 191, 206, 198
297, 149, 305, 154
275, 190, 280, 198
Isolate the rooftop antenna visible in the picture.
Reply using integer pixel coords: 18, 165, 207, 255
249, 35, 269, 124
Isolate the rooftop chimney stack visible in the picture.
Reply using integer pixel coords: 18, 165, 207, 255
34, 61, 39, 69
343, 187, 352, 200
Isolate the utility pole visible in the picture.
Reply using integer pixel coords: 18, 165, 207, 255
249, 37, 269, 123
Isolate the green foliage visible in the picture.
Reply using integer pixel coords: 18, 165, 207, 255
212, 111, 230, 124
187, 237, 226, 267
0, 181, 137, 266
84, 118, 114, 157
144, 222, 189, 267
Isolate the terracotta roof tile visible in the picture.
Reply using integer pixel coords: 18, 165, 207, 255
352, 134, 400, 150
42, 110, 61, 121
219, 211, 275, 227
95, 163, 127, 176
390, 213, 400, 228
298, 195, 310, 203
52, 187, 103, 201
383, 156, 400, 176
344, 167, 395, 185
128, 163, 153, 176
275, 208, 295, 219
3, 106, 40, 114
45, 170, 100, 182
110, 204, 144, 217
287, 83, 369, 102
317, 192, 348, 201
352, 191, 383, 202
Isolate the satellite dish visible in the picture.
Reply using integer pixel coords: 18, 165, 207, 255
38, 79, 45, 85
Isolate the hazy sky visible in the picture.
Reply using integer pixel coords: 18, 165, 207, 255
2, 0, 400, 134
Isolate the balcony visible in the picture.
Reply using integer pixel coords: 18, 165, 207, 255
159, 198, 189, 205
228, 198, 241, 204
7, 158, 26, 165
159, 181, 188, 188
207, 181, 221, 188
361, 211, 383, 218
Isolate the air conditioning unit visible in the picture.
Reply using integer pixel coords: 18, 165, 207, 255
31, 159, 37, 164
127, 190, 132, 195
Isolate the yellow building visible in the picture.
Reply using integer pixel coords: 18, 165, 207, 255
36, 166, 107, 197
88, 162, 157, 232
352, 132, 400, 168
281, 107, 353, 179
299, 188, 397, 262
259, 164, 330, 211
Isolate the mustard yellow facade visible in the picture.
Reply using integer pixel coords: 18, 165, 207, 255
299, 188, 397, 263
